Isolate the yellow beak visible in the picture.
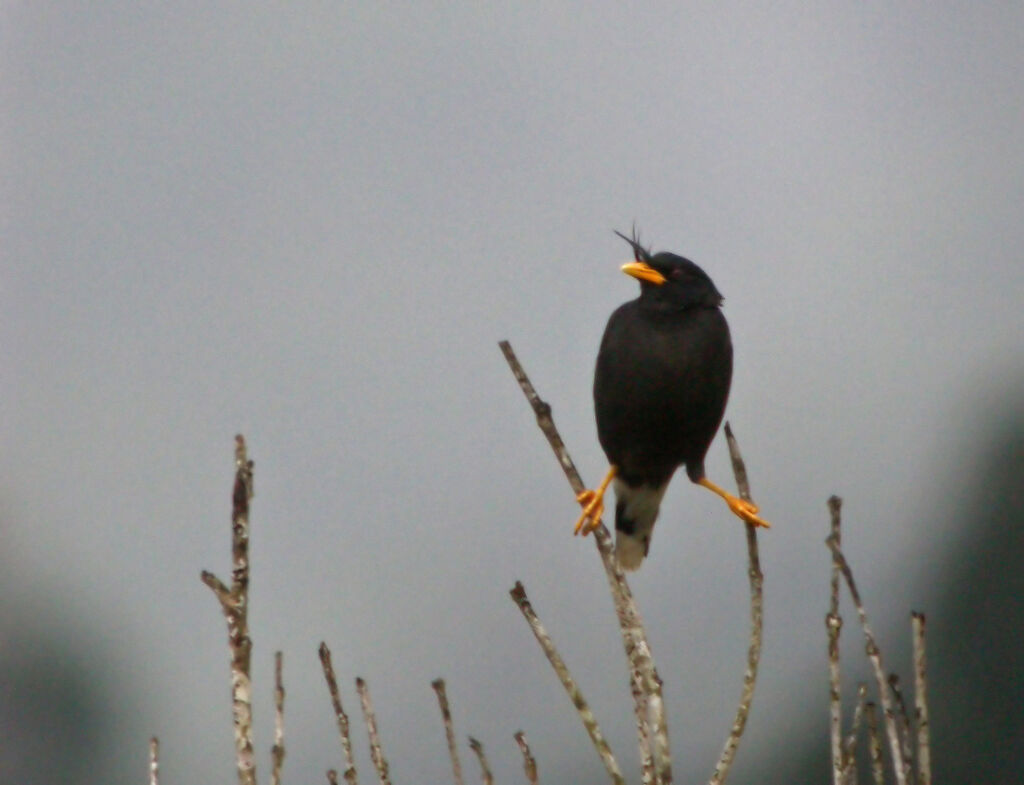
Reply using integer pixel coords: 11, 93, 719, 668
621, 261, 666, 286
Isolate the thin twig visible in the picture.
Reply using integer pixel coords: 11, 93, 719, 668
889, 674, 915, 775
319, 642, 358, 785
912, 612, 931, 785
271, 651, 286, 785
432, 679, 465, 785
826, 537, 908, 785
468, 737, 494, 785
201, 435, 257, 785
827, 499, 843, 616
499, 340, 671, 784
825, 496, 844, 785
356, 677, 392, 785
841, 684, 867, 785
864, 702, 884, 785
514, 731, 539, 785
149, 737, 160, 785
706, 423, 766, 785
510, 582, 624, 785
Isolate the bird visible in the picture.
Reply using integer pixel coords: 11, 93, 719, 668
574, 230, 769, 570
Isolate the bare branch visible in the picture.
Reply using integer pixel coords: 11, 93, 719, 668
888, 674, 915, 775
432, 679, 465, 785
707, 423, 766, 785
510, 582, 624, 785
200, 570, 232, 604
864, 702, 884, 785
826, 537, 908, 785
149, 737, 160, 785
271, 651, 286, 785
499, 340, 671, 783
827, 497, 843, 617
201, 435, 257, 785
356, 677, 392, 785
319, 642, 358, 785
631, 676, 655, 785
825, 495, 844, 785
468, 737, 494, 785
513, 731, 539, 785
498, 340, 587, 493
912, 612, 931, 785
841, 684, 867, 785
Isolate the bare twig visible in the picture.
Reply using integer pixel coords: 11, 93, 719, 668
827, 498, 843, 615
825, 495, 844, 785
499, 340, 587, 495
432, 679, 465, 785
271, 651, 286, 785
826, 537, 908, 785
707, 423, 766, 785
841, 684, 867, 785
149, 737, 160, 785
468, 737, 494, 785
356, 678, 392, 785
864, 702, 884, 785
889, 674, 915, 774
510, 582, 624, 785
319, 642, 358, 785
631, 676, 656, 785
201, 435, 257, 785
514, 731, 539, 785
626, 636, 661, 785
499, 340, 671, 784
912, 612, 931, 785
201, 571, 232, 604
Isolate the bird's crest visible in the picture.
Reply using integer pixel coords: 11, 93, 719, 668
613, 226, 652, 263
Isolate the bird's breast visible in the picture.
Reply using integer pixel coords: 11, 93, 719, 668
593, 303, 733, 478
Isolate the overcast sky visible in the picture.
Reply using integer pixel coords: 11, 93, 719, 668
4, 4, 1023, 783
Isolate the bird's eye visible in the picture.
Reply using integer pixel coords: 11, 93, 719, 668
669, 268, 685, 280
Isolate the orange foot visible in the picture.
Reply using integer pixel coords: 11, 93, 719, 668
698, 477, 772, 529
573, 466, 617, 536
724, 494, 771, 528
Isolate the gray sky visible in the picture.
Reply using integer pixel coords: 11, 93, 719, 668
4, 4, 1023, 783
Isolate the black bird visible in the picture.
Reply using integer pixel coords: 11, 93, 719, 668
575, 231, 769, 570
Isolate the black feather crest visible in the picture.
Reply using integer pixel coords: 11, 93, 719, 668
613, 225, 652, 262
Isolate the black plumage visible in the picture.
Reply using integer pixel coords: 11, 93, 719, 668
574, 230, 768, 569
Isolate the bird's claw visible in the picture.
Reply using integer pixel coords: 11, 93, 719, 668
574, 489, 604, 536
727, 496, 771, 529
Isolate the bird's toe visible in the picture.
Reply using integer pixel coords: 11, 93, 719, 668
573, 493, 604, 536
731, 498, 771, 528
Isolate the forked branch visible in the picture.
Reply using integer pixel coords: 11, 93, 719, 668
510, 582, 624, 785
826, 536, 909, 785
499, 339, 669, 783
200, 435, 257, 785
501, 340, 768, 785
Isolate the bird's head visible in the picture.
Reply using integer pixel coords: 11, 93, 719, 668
614, 229, 724, 310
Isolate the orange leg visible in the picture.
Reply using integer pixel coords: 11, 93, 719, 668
698, 477, 771, 528
574, 465, 618, 536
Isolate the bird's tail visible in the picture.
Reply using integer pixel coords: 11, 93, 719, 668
613, 479, 668, 571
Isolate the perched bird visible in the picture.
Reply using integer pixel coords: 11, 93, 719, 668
575, 230, 769, 570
